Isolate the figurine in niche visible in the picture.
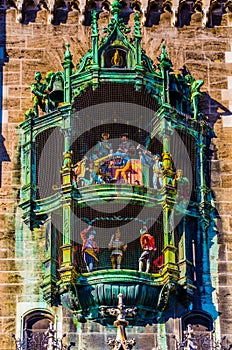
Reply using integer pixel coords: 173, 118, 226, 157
138, 226, 156, 273
108, 228, 127, 269
162, 152, 172, 171
92, 133, 113, 161
80, 226, 99, 272
162, 152, 174, 185
72, 157, 87, 187
62, 150, 73, 170
30, 71, 47, 116
172, 169, 190, 207
111, 49, 123, 67
185, 74, 204, 119
139, 147, 163, 189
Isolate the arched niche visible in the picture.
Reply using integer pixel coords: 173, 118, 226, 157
21, 0, 40, 24
182, 310, 214, 331
208, 0, 226, 27
23, 310, 55, 350
178, 0, 194, 27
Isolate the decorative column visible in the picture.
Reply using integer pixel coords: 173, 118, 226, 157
134, 12, 142, 68
91, 11, 99, 68
162, 201, 178, 276
62, 43, 73, 104
158, 112, 178, 278
134, 11, 144, 92
158, 44, 172, 105
59, 102, 76, 284
41, 216, 60, 305
60, 103, 73, 188
90, 11, 99, 90
157, 318, 168, 350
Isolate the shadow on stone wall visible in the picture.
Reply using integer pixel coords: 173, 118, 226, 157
196, 91, 231, 323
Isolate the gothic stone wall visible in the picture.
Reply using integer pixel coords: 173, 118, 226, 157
0, 7, 232, 350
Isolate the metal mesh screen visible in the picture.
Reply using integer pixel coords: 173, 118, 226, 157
70, 205, 164, 272
35, 127, 64, 199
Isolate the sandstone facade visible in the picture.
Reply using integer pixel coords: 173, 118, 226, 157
0, 6, 232, 350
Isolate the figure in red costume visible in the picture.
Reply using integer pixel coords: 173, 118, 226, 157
138, 226, 156, 273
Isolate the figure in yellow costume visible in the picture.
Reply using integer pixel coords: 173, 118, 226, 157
108, 228, 127, 269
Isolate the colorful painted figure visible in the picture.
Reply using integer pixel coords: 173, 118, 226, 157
80, 226, 99, 272
97, 161, 113, 183
141, 151, 163, 189
72, 157, 87, 187
108, 228, 127, 269
89, 162, 104, 184
92, 133, 113, 160
173, 169, 190, 206
62, 150, 72, 170
113, 153, 132, 183
117, 133, 136, 156
139, 226, 156, 273
153, 254, 164, 272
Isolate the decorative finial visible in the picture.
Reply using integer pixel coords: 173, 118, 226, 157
134, 11, 142, 37
91, 10, 99, 36
111, 0, 122, 20
64, 43, 72, 61
106, 294, 136, 350
158, 43, 172, 69
160, 44, 168, 61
